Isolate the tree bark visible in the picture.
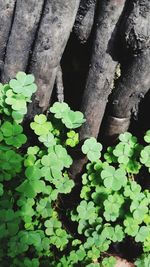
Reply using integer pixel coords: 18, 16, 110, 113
27, 0, 80, 118
70, 0, 126, 178
79, 0, 126, 141
74, 0, 97, 43
1, 0, 44, 83
104, 0, 150, 142
0, 0, 16, 76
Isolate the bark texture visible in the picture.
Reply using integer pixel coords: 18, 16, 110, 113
74, 0, 97, 43
28, 0, 80, 118
105, 0, 150, 141
79, 0, 126, 140
1, 0, 44, 83
70, 0, 126, 178
0, 0, 16, 76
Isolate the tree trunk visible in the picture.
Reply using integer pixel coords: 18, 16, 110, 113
104, 0, 150, 142
1, 0, 44, 83
70, 0, 126, 178
79, 0, 126, 140
74, 0, 97, 43
0, 0, 16, 76
27, 0, 80, 118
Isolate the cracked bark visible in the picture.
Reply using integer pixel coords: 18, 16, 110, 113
1, 0, 44, 83
0, 0, 16, 77
27, 0, 80, 119
104, 0, 150, 142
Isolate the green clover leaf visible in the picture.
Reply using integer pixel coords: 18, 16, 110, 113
16, 179, 46, 198
1, 121, 27, 147
135, 254, 150, 267
104, 193, 124, 221
30, 114, 53, 136
54, 174, 74, 194
27, 146, 40, 155
50, 102, 85, 129
50, 228, 69, 250
135, 226, 150, 243
144, 130, 150, 143
66, 130, 79, 147
5, 89, 27, 110
25, 166, 42, 180
77, 200, 97, 224
38, 132, 56, 147
101, 256, 116, 267
130, 198, 149, 223
124, 217, 139, 237
119, 132, 137, 146
123, 180, 142, 199
44, 217, 62, 236
36, 197, 52, 218
101, 166, 127, 191
113, 143, 133, 164
62, 110, 86, 129
140, 145, 150, 169
0, 150, 23, 174
82, 137, 102, 162
50, 102, 70, 119
9, 72, 37, 98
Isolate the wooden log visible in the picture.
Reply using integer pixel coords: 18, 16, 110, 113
0, 0, 16, 76
79, 0, 126, 140
28, 0, 80, 118
70, 0, 126, 179
105, 0, 150, 142
74, 0, 97, 43
1, 0, 44, 83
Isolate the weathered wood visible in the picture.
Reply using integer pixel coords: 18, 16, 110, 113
112, 52, 150, 118
105, 0, 150, 141
0, 0, 16, 76
79, 0, 126, 140
28, 0, 80, 118
70, 0, 126, 179
1, 0, 44, 83
74, 0, 97, 43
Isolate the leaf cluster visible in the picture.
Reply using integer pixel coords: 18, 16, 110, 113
0, 72, 150, 267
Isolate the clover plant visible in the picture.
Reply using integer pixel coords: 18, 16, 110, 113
0, 72, 150, 267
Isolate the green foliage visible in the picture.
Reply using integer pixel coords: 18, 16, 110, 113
65, 130, 79, 147
101, 256, 116, 267
71, 131, 150, 266
101, 166, 127, 191
135, 254, 150, 267
82, 137, 102, 162
50, 101, 86, 129
0, 72, 37, 123
0, 72, 150, 266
